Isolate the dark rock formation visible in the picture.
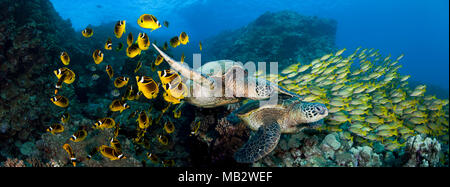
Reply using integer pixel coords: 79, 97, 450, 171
202, 11, 337, 70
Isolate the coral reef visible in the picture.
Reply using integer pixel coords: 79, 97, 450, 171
402, 135, 441, 167
203, 10, 336, 70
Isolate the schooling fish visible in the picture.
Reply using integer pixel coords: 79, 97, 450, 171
114, 76, 129, 88
165, 82, 187, 99
51, 95, 69, 108
70, 129, 88, 142
180, 53, 185, 64
146, 152, 159, 163
158, 134, 168, 146
93, 117, 116, 130
158, 69, 181, 86
163, 42, 168, 51
163, 21, 169, 28
99, 145, 126, 161
104, 38, 113, 50
109, 99, 130, 113
110, 137, 122, 153
190, 121, 201, 136
199, 41, 202, 51
126, 43, 141, 58
47, 123, 64, 135
93, 49, 104, 64
106, 65, 114, 79
136, 76, 159, 99
179, 32, 189, 45
82, 27, 93, 38
137, 110, 150, 129
137, 33, 150, 50
114, 20, 126, 38
61, 112, 70, 124
128, 110, 138, 120
164, 120, 175, 134
62, 144, 77, 166
163, 92, 181, 104
54, 67, 76, 90
127, 32, 133, 46
60, 52, 70, 65
134, 61, 142, 73
137, 14, 161, 31
115, 42, 124, 51
155, 54, 164, 66
169, 36, 180, 48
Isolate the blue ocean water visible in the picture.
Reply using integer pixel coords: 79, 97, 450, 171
50, 0, 449, 90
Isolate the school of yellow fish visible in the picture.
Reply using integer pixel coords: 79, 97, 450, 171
259, 47, 449, 151
49, 14, 201, 167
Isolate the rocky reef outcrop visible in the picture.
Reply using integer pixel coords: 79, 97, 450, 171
202, 10, 336, 70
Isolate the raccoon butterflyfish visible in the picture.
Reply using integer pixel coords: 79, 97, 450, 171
114, 76, 129, 88
62, 144, 77, 166
104, 38, 113, 50
128, 110, 138, 120
158, 69, 181, 86
51, 95, 69, 108
109, 99, 130, 113
61, 112, 70, 124
106, 65, 114, 79
54, 67, 76, 89
163, 21, 169, 28
115, 42, 124, 51
199, 41, 202, 51
162, 159, 175, 167
60, 52, 70, 65
180, 53, 185, 64
134, 61, 142, 73
155, 54, 164, 66
93, 117, 116, 130
86, 147, 99, 160
165, 82, 187, 99
137, 14, 161, 31
151, 60, 157, 72
173, 109, 181, 119
99, 145, 126, 161
70, 129, 88, 142
113, 125, 120, 138
114, 20, 126, 38
158, 135, 168, 146
110, 137, 122, 153
123, 85, 140, 100
82, 27, 93, 38
190, 121, 201, 136
127, 32, 133, 46
126, 43, 141, 58
179, 32, 189, 45
169, 36, 180, 48
137, 110, 150, 129
146, 152, 159, 163
47, 123, 64, 135
93, 49, 104, 64
137, 33, 150, 50
163, 92, 181, 104
136, 76, 159, 99
163, 42, 168, 51
164, 120, 175, 134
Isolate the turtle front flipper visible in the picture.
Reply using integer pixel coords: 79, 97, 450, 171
234, 121, 281, 163
152, 43, 215, 88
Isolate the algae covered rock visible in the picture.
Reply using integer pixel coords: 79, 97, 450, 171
403, 135, 442, 167
203, 10, 336, 70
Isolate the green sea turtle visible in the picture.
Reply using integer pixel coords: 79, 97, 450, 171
152, 44, 302, 108
228, 98, 328, 163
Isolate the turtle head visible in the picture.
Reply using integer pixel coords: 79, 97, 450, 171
291, 102, 328, 124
